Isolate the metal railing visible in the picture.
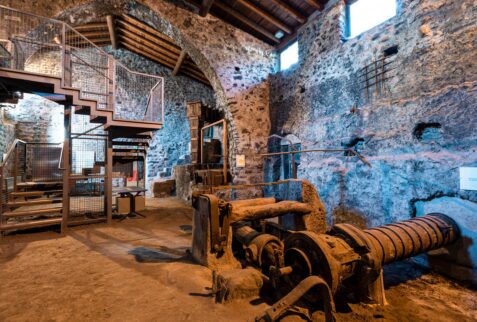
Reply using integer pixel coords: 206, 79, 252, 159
0, 6, 164, 124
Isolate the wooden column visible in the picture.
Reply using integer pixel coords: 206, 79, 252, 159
105, 134, 113, 224
61, 107, 71, 233
187, 102, 203, 164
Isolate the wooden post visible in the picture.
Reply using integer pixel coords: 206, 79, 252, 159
186, 101, 203, 164
105, 134, 113, 224
61, 107, 71, 233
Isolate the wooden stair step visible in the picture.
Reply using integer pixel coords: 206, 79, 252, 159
2, 207, 63, 218
0, 218, 62, 231
10, 191, 45, 198
7, 199, 55, 208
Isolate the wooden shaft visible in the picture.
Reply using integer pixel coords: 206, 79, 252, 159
230, 201, 312, 222
229, 197, 276, 208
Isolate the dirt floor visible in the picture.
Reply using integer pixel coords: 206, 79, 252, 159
0, 197, 476, 322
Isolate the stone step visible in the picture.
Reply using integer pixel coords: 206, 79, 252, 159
2, 207, 63, 218
0, 218, 62, 231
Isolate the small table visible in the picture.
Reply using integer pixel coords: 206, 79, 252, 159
113, 187, 147, 220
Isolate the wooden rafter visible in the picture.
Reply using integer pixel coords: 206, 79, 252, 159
120, 15, 178, 48
67, 31, 110, 39
304, 0, 323, 10
74, 22, 108, 31
269, 0, 306, 24
117, 28, 180, 61
116, 20, 181, 53
199, 0, 215, 16
172, 50, 187, 76
106, 15, 118, 50
234, 0, 292, 34
213, 1, 280, 44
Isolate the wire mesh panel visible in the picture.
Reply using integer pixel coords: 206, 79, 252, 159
0, 6, 165, 124
69, 111, 107, 222
0, 6, 63, 76
26, 143, 63, 182
115, 64, 164, 123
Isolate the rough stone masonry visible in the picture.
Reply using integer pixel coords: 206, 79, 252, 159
269, 0, 477, 228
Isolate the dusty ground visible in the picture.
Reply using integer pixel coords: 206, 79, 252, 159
0, 197, 476, 322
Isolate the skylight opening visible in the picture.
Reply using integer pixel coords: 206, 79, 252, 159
347, 0, 397, 39
280, 41, 299, 71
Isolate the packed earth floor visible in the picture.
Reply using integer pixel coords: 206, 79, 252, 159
0, 198, 476, 322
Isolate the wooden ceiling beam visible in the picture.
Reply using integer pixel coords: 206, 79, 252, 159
234, 0, 293, 34
119, 36, 178, 66
74, 22, 107, 31
120, 15, 178, 48
106, 15, 118, 50
123, 42, 209, 85
213, 1, 280, 44
67, 31, 110, 39
121, 42, 175, 68
116, 20, 181, 54
304, 0, 323, 11
199, 0, 215, 16
172, 50, 187, 76
117, 28, 180, 61
269, 0, 306, 24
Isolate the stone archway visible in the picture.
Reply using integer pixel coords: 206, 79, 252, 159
7, 0, 275, 184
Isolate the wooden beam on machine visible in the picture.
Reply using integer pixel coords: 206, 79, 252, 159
106, 15, 118, 49
234, 0, 293, 34
172, 50, 187, 76
199, 0, 215, 17
269, 0, 306, 24
213, 1, 280, 44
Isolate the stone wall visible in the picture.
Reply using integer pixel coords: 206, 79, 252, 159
105, 48, 216, 185
269, 0, 477, 227
0, 0, 275, 185
5, 94, 64, 144
0, 109, 16, 158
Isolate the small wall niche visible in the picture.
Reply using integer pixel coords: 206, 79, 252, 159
413, 122, 443, 141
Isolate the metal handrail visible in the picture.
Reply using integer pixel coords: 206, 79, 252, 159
0, 5, 165, 123
0, 139, 26, 168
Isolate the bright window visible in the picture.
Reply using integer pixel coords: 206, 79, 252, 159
280, 41, 299, 71
346, 0, 397, 38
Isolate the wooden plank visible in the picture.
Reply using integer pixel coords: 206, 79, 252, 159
116, 20, 181, 55
67, 31, 109, 39
117, 28, 180, 61
214, 2, 280, 44
7, 199, 54, 208
120, 15, 179, 48
172, 50, 187, 76
0, 218, 62, 231
120, 39, 209, 84
304, 0, 323, 10
269, 0, 306, 23
200, 0, 215, 16
75, 22, 108, 31
106, 15, 118, 50
234, 0, 293, 34
3, 207, 62, 218
119, 36, 177, 67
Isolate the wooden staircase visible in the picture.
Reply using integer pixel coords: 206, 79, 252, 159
1, 184, 63, 232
